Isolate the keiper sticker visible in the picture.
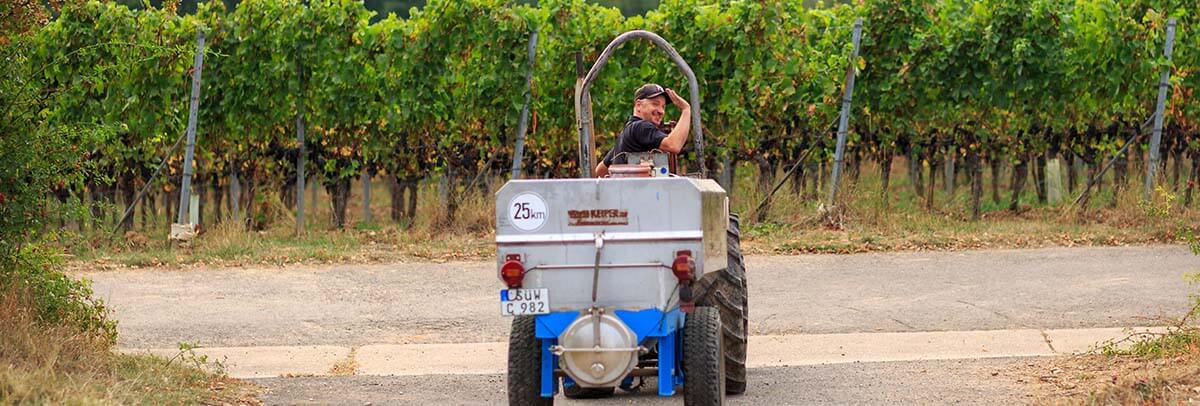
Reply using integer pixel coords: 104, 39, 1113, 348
568, 209, 629, 226
508, 192, 548, 231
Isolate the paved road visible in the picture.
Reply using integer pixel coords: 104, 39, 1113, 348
254, 358, 1029, 405
83, 245, 1196, 349
78, 245, 1198, 404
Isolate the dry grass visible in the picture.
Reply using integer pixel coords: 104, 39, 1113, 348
64, 181, 496, 270
327, 348, 359, 377
737, 159, 1198, 255
0, 288, 259, 404
60, 158, 1198, 270
1017, 312, 1200, 404
1018, 248, 1200, 405
1018, 344, 1200, 405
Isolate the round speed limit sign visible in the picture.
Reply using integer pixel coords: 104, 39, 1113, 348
508, 192, 548, 232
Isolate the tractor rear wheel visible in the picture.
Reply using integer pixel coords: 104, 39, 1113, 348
694, 213, 748, 394
508, 316, 554, 405
683, 306, 725, 405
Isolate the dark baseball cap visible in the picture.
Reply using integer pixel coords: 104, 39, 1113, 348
635, 83, 667, 102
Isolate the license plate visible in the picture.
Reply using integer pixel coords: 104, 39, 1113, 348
500, 288, 549, 316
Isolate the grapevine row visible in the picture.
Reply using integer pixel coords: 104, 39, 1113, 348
29, 0, 1199, 230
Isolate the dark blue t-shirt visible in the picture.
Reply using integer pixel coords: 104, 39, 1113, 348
602, 116, 668, 166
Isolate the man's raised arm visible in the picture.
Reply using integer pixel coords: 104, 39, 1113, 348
658, 88, 691, 154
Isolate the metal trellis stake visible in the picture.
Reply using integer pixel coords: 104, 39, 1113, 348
362, 166, 371, 224
510, 31, 538, 180
1074, 116, 1155, 206
1145, 18, 1177, 199
828, 18, 863, 205
111, 133, 185, 235
176, 30, 205, 225
296, 112, 306, 235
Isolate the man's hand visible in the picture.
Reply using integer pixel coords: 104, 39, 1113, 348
593, 162, 608, 178
666, 88, 690, 111
658, 89, 692, 154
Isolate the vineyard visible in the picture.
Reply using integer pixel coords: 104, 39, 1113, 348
9, 0, 1200, 240
6, 1, 1200, 403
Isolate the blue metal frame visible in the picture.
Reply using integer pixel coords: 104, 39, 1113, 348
534, 308, 686, 398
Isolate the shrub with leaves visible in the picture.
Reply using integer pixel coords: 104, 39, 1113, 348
1, 2, 117, 343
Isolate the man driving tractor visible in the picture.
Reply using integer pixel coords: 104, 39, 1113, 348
592, 83, 693, 178
502, 31, 748, 404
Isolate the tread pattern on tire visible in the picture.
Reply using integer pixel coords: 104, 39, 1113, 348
683, 306, 725, 406
508, 316, 553, 405
694, 213, 748, 395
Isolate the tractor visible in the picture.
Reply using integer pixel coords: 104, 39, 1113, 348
496, 30, 748, 405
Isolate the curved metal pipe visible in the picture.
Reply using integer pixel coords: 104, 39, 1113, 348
577, 30, 706, 178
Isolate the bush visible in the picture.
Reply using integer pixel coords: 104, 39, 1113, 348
1, 9, 255, 405
1, 6, 115, 345
0, 247, 117, 346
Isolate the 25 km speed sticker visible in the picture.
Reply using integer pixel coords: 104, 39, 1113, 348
508, 192, 548, 232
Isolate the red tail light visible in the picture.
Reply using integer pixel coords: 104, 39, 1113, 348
501, 255, 525, 288
672, 250, 695, 282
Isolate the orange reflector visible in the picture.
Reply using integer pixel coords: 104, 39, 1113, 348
501, 260, 525, 288
672, 250, 694, 282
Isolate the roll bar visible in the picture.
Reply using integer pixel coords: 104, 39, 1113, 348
576, 30, 706, 178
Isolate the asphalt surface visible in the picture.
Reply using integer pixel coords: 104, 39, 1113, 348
254, 358, 1029, 405
83, 245, 1197, 349
77, 245, 1198, 404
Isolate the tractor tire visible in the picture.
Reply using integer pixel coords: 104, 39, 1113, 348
508, 316, 553, 406
683, 306, 725, 406
694, 213, 748, 394
563, 384, 615, 399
